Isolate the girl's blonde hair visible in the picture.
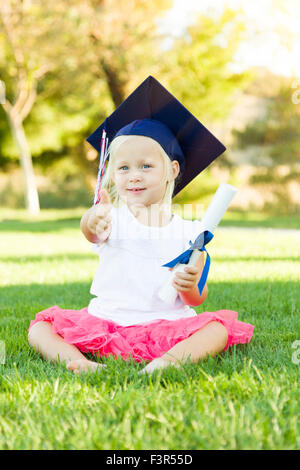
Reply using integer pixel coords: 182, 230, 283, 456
102, 135, 179, 208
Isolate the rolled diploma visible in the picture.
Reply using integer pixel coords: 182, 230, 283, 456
157, 183, 238, 304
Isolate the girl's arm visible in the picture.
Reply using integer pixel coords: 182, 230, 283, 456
173, 252, 208, 307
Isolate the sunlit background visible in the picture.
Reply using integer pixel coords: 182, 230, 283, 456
161, 0, 300, 77
0, 0, 299, 220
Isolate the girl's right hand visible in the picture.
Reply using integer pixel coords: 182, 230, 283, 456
87, 189, 112, 243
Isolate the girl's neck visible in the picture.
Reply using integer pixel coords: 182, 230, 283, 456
128, 203, 172, 227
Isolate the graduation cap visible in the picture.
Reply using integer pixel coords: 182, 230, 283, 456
86, 75, 226, 202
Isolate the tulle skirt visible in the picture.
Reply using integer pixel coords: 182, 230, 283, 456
28, 306, 254, 363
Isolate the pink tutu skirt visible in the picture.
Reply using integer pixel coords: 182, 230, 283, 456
28, 306, 254, 363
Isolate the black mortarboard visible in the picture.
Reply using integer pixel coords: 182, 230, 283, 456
86, 75, 226, 196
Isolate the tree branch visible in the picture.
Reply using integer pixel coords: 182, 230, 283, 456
0, 2, 25, 69
1, 96, 13, 115
34, 63, 54, 80
19, 85, 37, 122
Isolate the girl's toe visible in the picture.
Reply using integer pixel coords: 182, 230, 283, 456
66, 361, 78, 371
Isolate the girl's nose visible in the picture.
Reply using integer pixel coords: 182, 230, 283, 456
129, 171, 142, 182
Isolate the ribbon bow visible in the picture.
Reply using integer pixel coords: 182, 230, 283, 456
162, 230, 214, 296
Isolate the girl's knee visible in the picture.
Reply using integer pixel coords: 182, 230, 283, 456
209, 321, 228, 348
28, 321, 51, 346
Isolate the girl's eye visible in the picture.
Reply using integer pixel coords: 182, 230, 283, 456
118, 164, 151, 170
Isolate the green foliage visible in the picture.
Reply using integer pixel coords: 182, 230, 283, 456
0, 157, 93, 209
232, 80, 300, 167
1, 2, 249, 170
161, 8, 253, 123
173, 169, 225, 206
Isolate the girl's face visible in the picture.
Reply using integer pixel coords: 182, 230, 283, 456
112, 136, 179, 207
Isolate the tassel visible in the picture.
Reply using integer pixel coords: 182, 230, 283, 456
93, 129, 108, 205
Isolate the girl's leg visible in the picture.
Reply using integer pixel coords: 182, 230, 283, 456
28, 321, 106, 374
140, 321, 228, 374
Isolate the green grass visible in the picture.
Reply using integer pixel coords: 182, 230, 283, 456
0, 209, 299, 450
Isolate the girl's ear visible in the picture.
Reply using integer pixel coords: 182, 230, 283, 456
170, 160, 180, 182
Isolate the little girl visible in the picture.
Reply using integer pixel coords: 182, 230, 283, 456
28, 76, 254, 374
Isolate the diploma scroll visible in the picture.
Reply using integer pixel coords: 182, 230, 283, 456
158, 183, 238, 305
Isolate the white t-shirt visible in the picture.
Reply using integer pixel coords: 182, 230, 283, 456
88, 204, 204, 326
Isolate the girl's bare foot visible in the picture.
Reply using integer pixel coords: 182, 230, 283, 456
66, 358, 107, 374
138, 357, 181, 375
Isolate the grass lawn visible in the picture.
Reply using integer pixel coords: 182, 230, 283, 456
0, 209, 299, 450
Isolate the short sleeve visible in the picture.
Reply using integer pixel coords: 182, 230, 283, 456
92, 243, 102, 255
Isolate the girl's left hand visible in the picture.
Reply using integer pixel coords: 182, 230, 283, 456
171, 266, 201, 292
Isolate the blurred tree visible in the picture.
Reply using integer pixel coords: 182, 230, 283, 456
160, 8, 252, 204
232, 77, 300, 170
231, 72, 300, 214
67, 0, 174, 188
0, 1, 44, 214
81, 4, 251, 206
0, 0, 250, 211
0, 0, 173, 213
0, 0, 94, 214
161, 8, 251, 122
85, 0, 173, 106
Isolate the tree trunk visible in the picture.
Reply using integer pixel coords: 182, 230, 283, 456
8, 115, 40, 215
100, 58, 126, 107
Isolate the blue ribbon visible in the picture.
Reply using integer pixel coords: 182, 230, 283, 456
162, 230, 214, 297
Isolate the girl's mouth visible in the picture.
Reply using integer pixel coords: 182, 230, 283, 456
127, 188, 146, 193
